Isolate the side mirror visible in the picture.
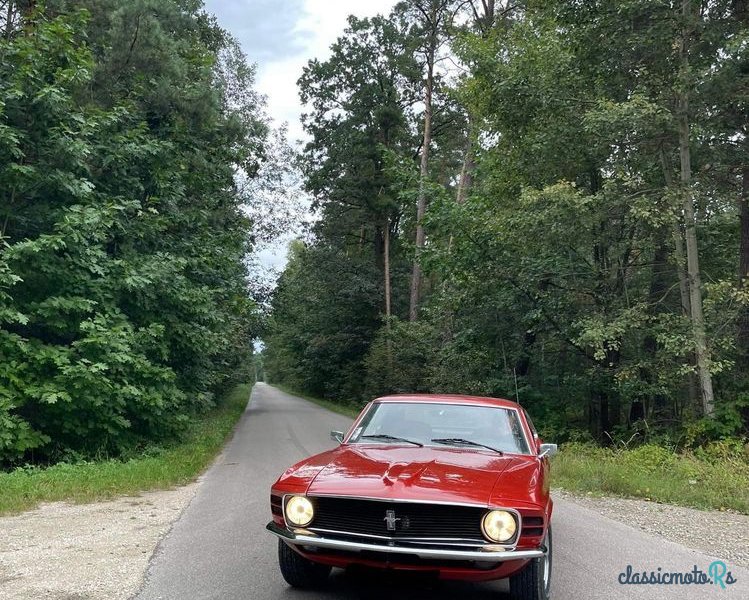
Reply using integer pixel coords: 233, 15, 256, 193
539, 443, 558, 458
330, 430, 344, 444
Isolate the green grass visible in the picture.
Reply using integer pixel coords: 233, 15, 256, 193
0, 383, 252, 516
271, 383, 361, 418
552, 442, 749, 514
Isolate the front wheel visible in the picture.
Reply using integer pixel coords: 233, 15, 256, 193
509, 525, 552, 600
277, 540, 332, 589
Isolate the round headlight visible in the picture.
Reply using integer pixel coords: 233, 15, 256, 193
482, 510, 517, 543
285, 496, 314, 527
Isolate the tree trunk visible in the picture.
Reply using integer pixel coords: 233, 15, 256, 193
672, 225, 692, 316
383, 217, 393, 371
514, 329, 535, 378
455, 0, 497, 205
456, 122, 475, 204
19, 0, 36, 35
606, 349, 621, 433
641, 237, 670, 408
659, 149, 692, 316
678, 0, 715, 416
409, 40, 435, 322
660, 148, 699, 410
473, 0, 497, 34
738, 166, 749, 364
4, 1, 15, 39
595, 389, 610, 442
384, 219, 392, 320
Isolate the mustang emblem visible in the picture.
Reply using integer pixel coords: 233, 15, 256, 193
383, 509, 401, 531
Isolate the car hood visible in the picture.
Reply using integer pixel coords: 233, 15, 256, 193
304, 444, 529, 506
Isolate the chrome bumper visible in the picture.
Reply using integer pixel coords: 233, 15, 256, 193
266, 522, 544, 563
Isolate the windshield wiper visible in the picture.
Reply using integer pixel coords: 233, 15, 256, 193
431, 438, 503, 455
360, 434, 424, 447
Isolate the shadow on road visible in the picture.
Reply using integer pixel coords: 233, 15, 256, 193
286, 567, 512, 599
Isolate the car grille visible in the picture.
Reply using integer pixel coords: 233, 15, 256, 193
308, 496, 490, 542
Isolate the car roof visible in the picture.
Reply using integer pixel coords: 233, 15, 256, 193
373, 393, 521, 410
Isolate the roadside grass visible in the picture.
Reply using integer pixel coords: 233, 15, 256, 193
271, 383, 361, 419
552, 442, 749, 514
0, 383, 252, 516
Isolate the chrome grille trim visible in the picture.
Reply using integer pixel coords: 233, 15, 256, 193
305, 495, 522, 550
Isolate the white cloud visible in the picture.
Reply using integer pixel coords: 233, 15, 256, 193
255, 0, 399, 142
207, 0, 398, 140
255, 58, 308, 143
299, 0, 398, 57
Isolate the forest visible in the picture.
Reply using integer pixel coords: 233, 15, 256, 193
264, 0, 749, 448
0, 0, 283, 465
1, 0, 748, 472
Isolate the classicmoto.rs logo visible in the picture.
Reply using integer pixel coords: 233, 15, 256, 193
618, 561, 737, 589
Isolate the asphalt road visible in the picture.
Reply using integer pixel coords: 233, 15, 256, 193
135, 383, 748, 600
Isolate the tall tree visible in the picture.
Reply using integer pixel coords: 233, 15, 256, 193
299, 14, 419, 321
405, 0, 457, 321
715, 0, 749, 370
741, 167, 749, 358
677, 0, 715, 415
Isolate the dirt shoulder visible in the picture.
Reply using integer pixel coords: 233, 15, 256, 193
0, 484, 197, 600
554, 489, 749, 568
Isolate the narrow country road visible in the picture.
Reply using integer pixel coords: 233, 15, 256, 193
135, 383, 748, 599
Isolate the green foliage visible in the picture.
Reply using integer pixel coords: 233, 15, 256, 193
265, 0, 749, 447
264, 242, 382, 400
365, 318, 436, 398
0, 3, 268, 464
692, 438, 749, 465
0, 382, 251, 515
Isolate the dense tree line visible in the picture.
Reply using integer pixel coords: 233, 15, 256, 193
265, 0, 749, 445
0, 0, 270, 463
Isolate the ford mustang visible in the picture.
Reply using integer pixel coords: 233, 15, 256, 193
267, 394, 556, 600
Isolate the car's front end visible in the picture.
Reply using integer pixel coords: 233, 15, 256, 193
267, 492, 548, 582
266, 394, 555, 599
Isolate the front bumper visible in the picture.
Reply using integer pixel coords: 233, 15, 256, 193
266, 521, 545, 563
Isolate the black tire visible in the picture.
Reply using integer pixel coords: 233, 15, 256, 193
509, 525, 552, 600
277, 540, 332, 589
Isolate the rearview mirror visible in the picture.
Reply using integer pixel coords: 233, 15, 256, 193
539, 443, 558, 458
330, 430, 344, 444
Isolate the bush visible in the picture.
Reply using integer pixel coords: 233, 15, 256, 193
620, 444, 678, 474
364, 318, 437, 398
693, 438, 748, 464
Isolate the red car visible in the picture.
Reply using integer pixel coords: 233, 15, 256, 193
267, 394, 557, 600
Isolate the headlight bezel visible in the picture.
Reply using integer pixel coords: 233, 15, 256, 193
481, 509, 519, 543
284, 495, 315, 528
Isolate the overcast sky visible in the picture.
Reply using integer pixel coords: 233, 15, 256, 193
204, 0, 398, 274
205, 0, 399, 143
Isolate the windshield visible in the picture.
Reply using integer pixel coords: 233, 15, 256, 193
349, 402, 531, 455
